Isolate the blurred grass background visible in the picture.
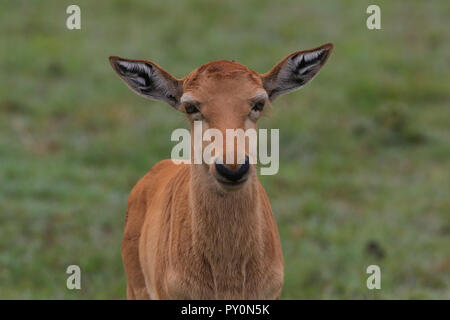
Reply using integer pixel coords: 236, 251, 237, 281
1, 0, 449, 299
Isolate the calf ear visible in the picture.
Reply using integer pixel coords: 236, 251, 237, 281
261, 43, 333, 101
109, 56, 183, 108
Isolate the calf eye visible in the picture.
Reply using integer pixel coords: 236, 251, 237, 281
252, 101, 265, 112
185, 104, 199, 114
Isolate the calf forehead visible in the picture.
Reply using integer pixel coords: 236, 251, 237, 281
183, 60, 263, 94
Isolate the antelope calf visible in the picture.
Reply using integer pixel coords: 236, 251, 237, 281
109, 43, 333, 299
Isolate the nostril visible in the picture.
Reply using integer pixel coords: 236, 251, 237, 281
215, 156, 249, 182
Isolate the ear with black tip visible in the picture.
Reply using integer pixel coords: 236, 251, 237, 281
261, 43, 333, 101
109, 56, 183, 108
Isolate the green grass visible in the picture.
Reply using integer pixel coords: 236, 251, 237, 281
1, 0, 449, 299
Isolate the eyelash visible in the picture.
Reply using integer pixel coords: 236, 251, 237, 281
252, 101, 265, 112
185, 104, 199, 114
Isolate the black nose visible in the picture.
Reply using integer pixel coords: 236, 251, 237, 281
215, 156, 249, 182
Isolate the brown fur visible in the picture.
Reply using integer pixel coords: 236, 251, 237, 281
123, 161, 283, 299
112, 43, 333, 300
122, 62, 284, 299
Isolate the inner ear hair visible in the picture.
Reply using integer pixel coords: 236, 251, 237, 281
261, 43, 333, 101
109, 56, 183, 108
